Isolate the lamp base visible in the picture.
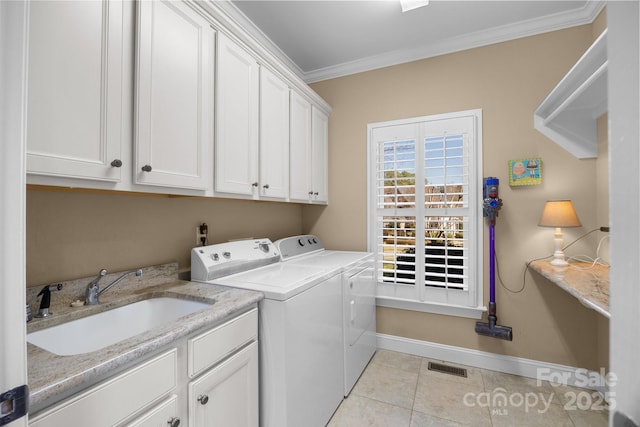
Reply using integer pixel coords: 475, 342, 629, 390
550, 256, 569, 267
549, 228, 569, 267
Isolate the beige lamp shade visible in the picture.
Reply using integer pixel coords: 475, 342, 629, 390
538, 200, 581, 228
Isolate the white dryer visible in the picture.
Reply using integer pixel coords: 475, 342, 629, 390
274, 235, 377, 395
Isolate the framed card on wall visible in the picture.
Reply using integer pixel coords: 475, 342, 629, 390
509, 157, 542, 186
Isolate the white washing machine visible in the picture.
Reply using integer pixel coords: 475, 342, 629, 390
191, 237, 346, 427
274, 235, 377, 396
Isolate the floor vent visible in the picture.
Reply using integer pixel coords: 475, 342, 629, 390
427, 362, 468, 378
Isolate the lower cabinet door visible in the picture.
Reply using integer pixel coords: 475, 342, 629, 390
188, 341, 258, 427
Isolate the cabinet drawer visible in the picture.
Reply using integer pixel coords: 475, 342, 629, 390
29, 349, 177, 427
188, 308, 257, 378
125, 395, 178, 427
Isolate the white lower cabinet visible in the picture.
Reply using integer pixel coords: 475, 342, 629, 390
188, 342, 258, 427
126, 395, 179, 427
28, 308, 258, 427
29, 350, 178, 427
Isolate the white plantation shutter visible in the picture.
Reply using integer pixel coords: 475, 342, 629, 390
369, 110, 482, 308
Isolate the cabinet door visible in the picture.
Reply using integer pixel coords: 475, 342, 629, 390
289, 91, 312, 202
311, 106, 329, 204
135, 0, 214, 190
189, 341, 258, 427
215, 32, 259, 196
26, 0, 124, 181
259, 67, 290, 200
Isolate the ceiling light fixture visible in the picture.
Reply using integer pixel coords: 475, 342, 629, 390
400, 0, 429, 13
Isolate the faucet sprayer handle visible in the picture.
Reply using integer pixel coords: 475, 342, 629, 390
37, 285, 52, 310
85, 269, 107, 305
89, 269, 107, 287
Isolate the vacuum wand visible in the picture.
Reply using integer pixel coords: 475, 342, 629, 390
475, 177, 513, 341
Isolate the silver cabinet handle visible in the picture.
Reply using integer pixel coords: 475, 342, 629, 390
110, 159, 122, 167
167, 417, 180, 427
197, 394, 209, 405
141, 165, 152, 172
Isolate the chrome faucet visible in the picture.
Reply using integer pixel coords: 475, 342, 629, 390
85, 268, 142, 305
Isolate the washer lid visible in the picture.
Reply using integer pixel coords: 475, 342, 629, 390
211, 262, 334, 301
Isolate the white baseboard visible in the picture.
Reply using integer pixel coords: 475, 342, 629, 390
377, 333, 610, 397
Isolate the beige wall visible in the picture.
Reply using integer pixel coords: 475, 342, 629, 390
26, 187, 302, 286
308, 24, 607, 369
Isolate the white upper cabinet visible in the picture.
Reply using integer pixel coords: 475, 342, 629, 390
259, 67, 290, 200
289, 91, 329, 204
311, 106, 329, 204
26, 0, 124, 181
24, 0, 331, 200
215, 32, 260, 196
289, 91, 312, 202
135, 0, 214, 190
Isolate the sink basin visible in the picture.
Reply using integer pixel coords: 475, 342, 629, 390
27, 297, 212, 356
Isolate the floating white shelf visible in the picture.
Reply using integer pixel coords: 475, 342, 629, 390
534, 29, 607, 159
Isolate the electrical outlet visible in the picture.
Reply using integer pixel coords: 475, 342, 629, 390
196, 227, 205, 245
196, 222, 208, 246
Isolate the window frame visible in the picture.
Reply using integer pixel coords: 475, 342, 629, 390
367, 109, 486, 319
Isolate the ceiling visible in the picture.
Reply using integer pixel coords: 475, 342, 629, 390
222, 0, 604, 83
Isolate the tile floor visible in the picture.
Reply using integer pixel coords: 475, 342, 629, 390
328, 350, 609, 427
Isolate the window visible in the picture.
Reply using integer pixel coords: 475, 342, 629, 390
368, 110, 483, 316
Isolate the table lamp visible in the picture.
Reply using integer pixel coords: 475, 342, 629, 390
538, 200, 581, 267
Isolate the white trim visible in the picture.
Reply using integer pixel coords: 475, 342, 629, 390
377, 297, 485, 319
377, 333, 610, 397
197, 0, 331, 114
208, 1, 605, 84
304, 1, 605, 83
608, 1, 640, 422
534, 30, 608, 159
0, 0, 28, 425
223, 1, 605, 84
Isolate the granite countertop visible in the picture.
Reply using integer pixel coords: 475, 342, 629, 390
529, 260, 609, 318
26, 263, 263, 412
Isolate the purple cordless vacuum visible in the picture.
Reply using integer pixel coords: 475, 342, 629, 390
475, 177, 513, 341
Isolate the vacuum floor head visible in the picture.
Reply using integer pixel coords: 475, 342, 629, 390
475, 321, 513, 341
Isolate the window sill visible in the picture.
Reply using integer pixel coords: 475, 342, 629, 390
376, 296, 486, 319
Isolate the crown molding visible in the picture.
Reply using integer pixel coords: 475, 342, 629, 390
304, 0, 605, 83
213, 0, 307, 80
215, 1, 605, 84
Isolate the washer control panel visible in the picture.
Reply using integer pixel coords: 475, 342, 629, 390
191, 238, 279, 281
